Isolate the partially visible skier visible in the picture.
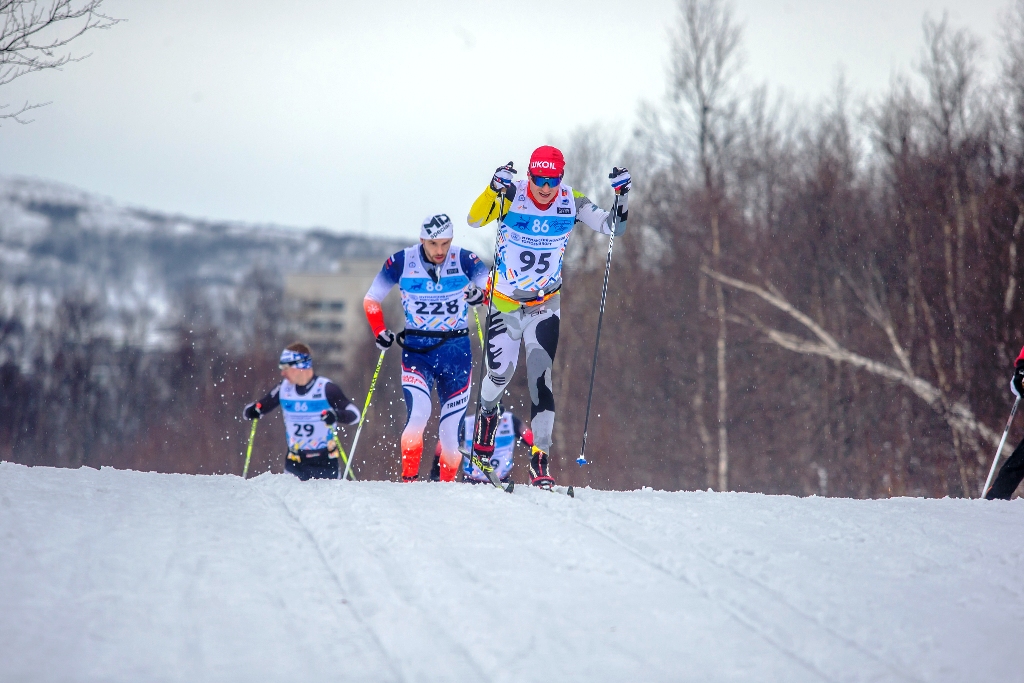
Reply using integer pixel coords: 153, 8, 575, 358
363, 213, 489, 482
427, 408, 534, 484
243, 342, 360, 481
465, 145, 630, 488
986, 345, 1024, 499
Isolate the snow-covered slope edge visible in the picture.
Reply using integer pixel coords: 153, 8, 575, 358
1, 462, 1021, 682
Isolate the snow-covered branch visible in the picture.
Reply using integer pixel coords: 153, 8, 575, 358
701, 266, 1002, 455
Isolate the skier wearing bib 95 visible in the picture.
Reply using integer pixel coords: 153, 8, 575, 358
466, 146, 630, 488
363, 214, 490, 482
242, 343, 361, 481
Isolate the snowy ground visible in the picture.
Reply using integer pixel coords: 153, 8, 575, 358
1, 462, 1022, 682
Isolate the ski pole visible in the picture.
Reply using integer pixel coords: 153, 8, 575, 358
332, 429, 356, 481
243, 414, 259, 479
342, 349, 386, 482
469, 179, 509, 430
473, 306, 485, 348
982, 396, 1020, 498
578, 196, 620, 466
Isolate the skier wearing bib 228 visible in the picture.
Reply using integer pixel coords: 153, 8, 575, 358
363, 214, 489, 482
242, 343, 361, 481
467, 146, 630, 488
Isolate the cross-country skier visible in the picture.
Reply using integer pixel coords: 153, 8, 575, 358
986, 346, 1024, 499
465, 146, 630, 488
363, 213, 489, 482
426, 409, 534, 483
243, 342, 361, 481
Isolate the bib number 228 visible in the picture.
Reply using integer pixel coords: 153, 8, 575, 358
414, 300, 460, 315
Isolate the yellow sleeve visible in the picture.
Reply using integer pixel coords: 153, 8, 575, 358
467, 186, 510, 228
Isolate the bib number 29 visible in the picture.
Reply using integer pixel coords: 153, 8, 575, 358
292, 424, 315, 437
519, 251, 551, 274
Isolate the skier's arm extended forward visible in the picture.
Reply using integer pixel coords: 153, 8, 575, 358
243, 384, 281, 419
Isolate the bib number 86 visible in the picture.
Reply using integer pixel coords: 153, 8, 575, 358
519, 251, 551, 274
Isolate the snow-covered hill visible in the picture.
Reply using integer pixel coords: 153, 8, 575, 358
1, 462, 1021, 682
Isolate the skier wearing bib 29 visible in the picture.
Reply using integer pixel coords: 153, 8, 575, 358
363, 214, 489, 482
243, 343, 361, 481
466, 145, 630, 488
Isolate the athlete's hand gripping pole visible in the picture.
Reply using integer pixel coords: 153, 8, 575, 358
578, 195, 620, 466
982, 396, 1020, 498
341, 349, 387, 481
242, 410, 260, 479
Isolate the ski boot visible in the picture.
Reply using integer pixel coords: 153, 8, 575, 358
428, 454, 441, 482
401, 474, 419, 483
470, 405, 501, 475
529, 446, 555, 489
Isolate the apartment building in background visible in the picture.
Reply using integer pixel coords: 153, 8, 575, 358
284, 259, 394, 372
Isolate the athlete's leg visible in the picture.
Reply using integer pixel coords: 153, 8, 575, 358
434, 337, 472, 482
400, 350, 436, 481
479, 309, 524, 411
522, 297, 560, 453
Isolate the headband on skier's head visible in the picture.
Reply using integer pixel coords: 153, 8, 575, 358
279, 348, 312, 369
420, 213, 454, 240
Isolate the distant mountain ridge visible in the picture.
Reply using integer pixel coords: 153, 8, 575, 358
0, 175, 402, 346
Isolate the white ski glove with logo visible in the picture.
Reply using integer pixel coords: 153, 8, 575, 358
490, 162, 517, 194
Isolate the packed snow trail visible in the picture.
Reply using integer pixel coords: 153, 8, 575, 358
1, 462, 1022, 682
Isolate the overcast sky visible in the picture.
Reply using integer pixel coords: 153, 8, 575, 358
0, 0, 1011, 254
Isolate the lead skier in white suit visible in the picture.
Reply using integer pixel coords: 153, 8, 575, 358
465, 145, 630, 488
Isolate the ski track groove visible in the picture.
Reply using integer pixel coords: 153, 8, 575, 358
369, 488, 499, 683
513, 489, 836, 682
267, 487, 406, 683
594, 502, 923, 683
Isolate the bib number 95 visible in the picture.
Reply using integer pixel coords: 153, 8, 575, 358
519, 251, 551, 274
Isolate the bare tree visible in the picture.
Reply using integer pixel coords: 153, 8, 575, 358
669, 0, 742, 490
0, 0, 118, 122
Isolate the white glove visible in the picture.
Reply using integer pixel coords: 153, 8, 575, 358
464, 283, 484, 306
490, 162, 517, 193
609, 166, 631, 195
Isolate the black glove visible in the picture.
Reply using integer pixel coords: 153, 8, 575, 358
321, 408, 338, 426
1013, 365, 1024, 398
464, 283, 484, 306
375, 329, 395, 351
609, 166, 631, 195
243, 401, 262, 421
490, 162, 517, 194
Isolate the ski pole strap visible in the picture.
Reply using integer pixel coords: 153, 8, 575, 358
243, 418, 259, 479
395, 328, 468, 353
